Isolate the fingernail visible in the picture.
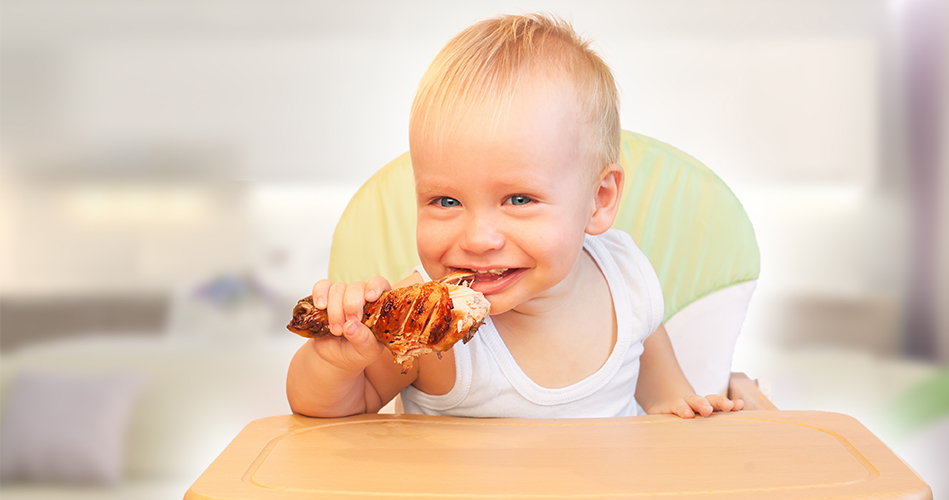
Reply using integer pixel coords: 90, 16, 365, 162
366, 289, 379, 301
344, 320, 357, 336
315, 296, 326, 308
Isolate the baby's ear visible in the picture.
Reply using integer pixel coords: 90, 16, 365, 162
585, 163, 624, 235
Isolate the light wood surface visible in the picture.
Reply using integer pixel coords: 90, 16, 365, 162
186, 411, 931, 500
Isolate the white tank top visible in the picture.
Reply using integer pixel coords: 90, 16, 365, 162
401, 229, 664, 418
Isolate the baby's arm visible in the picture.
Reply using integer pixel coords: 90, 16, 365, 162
286, 275, 418, 417
635, 324, 744, 418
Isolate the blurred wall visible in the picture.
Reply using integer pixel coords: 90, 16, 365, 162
942, 0, 949, 364
1, 0, 946, 360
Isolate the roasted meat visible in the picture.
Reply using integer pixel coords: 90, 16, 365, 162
287, 271, 490, 372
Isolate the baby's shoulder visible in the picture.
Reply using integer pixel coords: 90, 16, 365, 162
585, 229, 664, 329
585, 229, 649, 273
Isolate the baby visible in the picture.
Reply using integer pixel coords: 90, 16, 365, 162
287, 13, 743, 418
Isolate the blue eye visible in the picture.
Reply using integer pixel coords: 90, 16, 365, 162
509, 195, 532, 206
437, 197, 461, 208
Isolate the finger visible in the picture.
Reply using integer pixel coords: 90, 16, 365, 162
685, 395, 714, 417
365, 276, 392, 302
343, 281, 368, 323
672, 399, 696, 419
311, 279, 332, 309
342, 319, 384, 361
706, 394, 734, 412
326, 282, 348, 335
732, 398, 745, 411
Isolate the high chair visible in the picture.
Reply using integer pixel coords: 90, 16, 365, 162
328, 130, 775, 410
186, 132, 935, 500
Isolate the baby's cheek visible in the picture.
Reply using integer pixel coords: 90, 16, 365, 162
416, 221, 449, 262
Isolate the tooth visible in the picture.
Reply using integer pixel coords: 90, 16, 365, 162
471, 268, 508, 275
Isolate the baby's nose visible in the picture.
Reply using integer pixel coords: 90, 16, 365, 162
460, 213, 505, 254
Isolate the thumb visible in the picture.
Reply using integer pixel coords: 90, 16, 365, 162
342, 320, 384, 361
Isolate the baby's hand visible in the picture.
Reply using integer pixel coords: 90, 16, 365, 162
307, 277, 391, 373
645, 394, 744, 419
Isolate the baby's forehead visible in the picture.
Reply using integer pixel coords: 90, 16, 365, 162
454, 70, 579, 124
412, 145, 593, 199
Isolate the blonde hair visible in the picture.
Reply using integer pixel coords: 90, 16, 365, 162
409, 13, 620, 174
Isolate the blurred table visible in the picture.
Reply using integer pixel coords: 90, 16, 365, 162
185, 411, 931, 500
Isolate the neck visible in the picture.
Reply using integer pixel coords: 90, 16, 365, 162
492, 249, 594, 336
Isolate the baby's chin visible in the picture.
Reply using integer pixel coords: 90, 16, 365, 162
477, 294, 513, 316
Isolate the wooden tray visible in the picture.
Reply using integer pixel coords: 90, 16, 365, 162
186, 411, 931, 500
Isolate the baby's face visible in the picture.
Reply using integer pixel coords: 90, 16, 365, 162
413, 81, 600, 315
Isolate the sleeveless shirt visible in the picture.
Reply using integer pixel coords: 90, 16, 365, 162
401, 229, 663, 418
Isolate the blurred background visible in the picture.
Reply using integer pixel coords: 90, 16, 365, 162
1, 0, 947, 497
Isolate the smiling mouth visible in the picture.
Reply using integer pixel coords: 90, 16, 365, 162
453, 268, 519, 283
